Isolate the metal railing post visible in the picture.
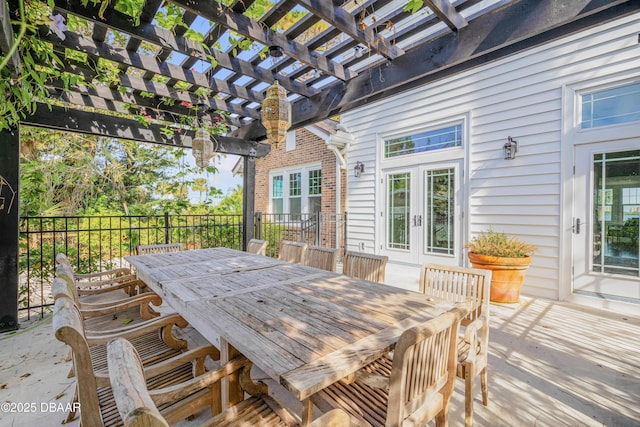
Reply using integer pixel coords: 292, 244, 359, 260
255, 212, 262, 240
164, 212, 170, 244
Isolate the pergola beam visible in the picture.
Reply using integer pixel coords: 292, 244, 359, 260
423, 0, 468, 31
166, 0, 355, 81
23, 104, 270, 157
53, 0, 319, 98
293, 0, 404, 59
232, 0, 640, 140
41, 24, 267, 105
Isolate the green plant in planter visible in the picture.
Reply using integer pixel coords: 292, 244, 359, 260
465, 229, 537, 303
465, 229, 537, 258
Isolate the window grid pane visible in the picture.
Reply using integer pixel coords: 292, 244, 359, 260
272, 176, 283, 198
309, 170, 322, 195
385, 124, 462, 158
387, 173, 410, 250
289, 173, 301, 196
581, 82, 640, 129
425, 168, 455, 255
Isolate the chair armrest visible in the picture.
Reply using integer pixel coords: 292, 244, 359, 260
77, 279, 144, 296
149, 355, 251, 406
74, 267, 131, 280
309, 409, 351, 427
143, 345, 220, 379
85, 313, 188, 346
462, 314, 488, 364
79, 293, 162, 318
75, 273, 137, 288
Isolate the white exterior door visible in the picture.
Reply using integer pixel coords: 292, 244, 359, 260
381, 161, 462, 265
573, 141, 640, 301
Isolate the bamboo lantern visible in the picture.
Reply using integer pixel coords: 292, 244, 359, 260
261, 81, 291, 148
192, 127, 213, 168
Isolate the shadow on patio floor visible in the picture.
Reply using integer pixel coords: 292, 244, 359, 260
1, 295, 638, 427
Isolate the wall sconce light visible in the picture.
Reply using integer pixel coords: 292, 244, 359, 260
354, 161, 365, 177
504, 136, 518, 160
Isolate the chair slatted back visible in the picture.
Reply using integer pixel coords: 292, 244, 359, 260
137, 243, 183, 255
419, 264, 491, 325
53, 297, 103, 426
278, 240, 307, 264
386, 303, 468, 426
342, 251, 389, 282
304, 246, 340, 272
246, 239, 268, 256
55, 264, 81, 304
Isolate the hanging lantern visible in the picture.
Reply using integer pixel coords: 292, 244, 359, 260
261, 80, 291, 148
191, 127, 213, 168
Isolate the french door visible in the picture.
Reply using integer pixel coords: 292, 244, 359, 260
382, 161, 462, 265
573, 141, 640, 301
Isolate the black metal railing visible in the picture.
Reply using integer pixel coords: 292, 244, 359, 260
18, 212, 347, 319
19, 213, 243, 319
255, 212, 347, 258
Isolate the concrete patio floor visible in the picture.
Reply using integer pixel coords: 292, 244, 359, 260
1, 290, 638, 427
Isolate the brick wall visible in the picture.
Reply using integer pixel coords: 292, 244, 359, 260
255, 128, 345, 215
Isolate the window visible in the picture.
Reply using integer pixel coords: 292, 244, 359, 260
308, 170, 322, 215
289, 172, 302, 220
384, 123, 462, 158
269, 164, 322, 220
272, 176, 284, 219
581, 82, 640, 129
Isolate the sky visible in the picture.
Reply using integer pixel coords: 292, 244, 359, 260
185, 152, 242, 204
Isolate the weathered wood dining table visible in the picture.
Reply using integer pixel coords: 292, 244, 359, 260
126, 247, 454, 423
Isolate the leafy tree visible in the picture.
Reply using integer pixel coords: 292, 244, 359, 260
212, 185, 243, 214
19, 126, 200, 216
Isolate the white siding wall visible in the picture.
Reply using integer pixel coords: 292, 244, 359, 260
342, 13, 640, 300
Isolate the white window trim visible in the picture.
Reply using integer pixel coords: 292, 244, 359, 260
269, 161, 322, 218
564, 73, 640, 146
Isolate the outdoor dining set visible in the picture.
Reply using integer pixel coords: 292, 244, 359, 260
51, 240, 492, 427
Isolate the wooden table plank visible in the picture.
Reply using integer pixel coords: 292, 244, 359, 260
282, 300, 454, 400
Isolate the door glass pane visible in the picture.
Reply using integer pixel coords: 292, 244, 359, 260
425, 168, 455, 255
387, 173, 410, 250
594, 150, 640, 276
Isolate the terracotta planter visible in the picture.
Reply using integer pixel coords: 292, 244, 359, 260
468, 252, 532, 303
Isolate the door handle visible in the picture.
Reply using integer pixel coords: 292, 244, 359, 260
413, 215, 422, 227
574, 218, 581, 234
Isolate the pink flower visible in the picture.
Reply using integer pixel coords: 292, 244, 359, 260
181, 101, 193, 108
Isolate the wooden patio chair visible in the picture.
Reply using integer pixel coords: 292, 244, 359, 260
56, 253, 142, 298
278, 240, 308, 264
246, 238, 268, 256
53, 267, 162, 331
304, 246, 340, 272
420, 264, 492, 427
342, 251, 388, 282
137, 243, 183, 255
53, 296, 220, 426
311, 303, 469, 427
108, 337, 351, 427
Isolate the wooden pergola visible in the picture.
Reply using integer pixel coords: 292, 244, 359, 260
0, 0, 637, 330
